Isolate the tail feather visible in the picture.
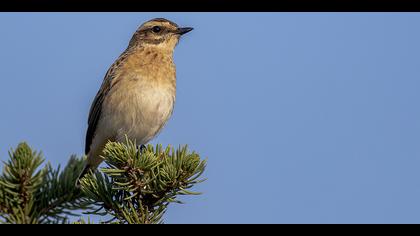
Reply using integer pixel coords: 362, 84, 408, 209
75, 163, 92, 188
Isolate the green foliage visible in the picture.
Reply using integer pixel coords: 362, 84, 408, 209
79, 137, 207, 224
0, 143, 90, 223
34, 155, 93, 223
0, 143, 45, 223
0, 139, 206, 224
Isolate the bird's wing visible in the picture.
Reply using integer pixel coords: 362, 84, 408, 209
85, 69, 113, 155
85, 49, 133, 154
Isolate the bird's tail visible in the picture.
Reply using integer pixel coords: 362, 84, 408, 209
75, 163, 93, 188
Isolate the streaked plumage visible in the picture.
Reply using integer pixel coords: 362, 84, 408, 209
76, 18, 193, 185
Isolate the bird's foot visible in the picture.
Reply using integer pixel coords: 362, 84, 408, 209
139, 144, 146, 153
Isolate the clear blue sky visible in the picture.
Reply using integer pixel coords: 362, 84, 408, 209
1, 13, 420, 223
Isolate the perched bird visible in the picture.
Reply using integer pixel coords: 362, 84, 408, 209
76, 18, 193, 185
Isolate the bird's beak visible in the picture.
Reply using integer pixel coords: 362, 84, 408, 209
176, 27, 193, 35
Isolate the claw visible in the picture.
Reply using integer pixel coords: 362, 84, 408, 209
139, 144, 146, 153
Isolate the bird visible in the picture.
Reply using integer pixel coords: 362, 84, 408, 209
76, 18, 193, 186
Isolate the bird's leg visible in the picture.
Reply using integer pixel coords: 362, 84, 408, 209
139, 144, 146, 153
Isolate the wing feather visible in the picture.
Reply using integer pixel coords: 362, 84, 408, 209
85, 71, 113, 154
85, 50, 132, 154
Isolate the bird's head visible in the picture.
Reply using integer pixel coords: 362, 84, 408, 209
128, 18, 193, 51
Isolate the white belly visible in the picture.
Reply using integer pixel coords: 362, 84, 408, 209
101, 80, 175, 145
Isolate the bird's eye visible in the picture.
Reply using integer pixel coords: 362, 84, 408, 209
152, 26, 161, 33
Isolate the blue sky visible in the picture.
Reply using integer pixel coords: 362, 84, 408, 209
1, 13, 420, 223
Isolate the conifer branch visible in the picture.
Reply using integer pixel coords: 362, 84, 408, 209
0, 139, 206, 224
78, 137, 206, 224
0, 143, 92, 224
